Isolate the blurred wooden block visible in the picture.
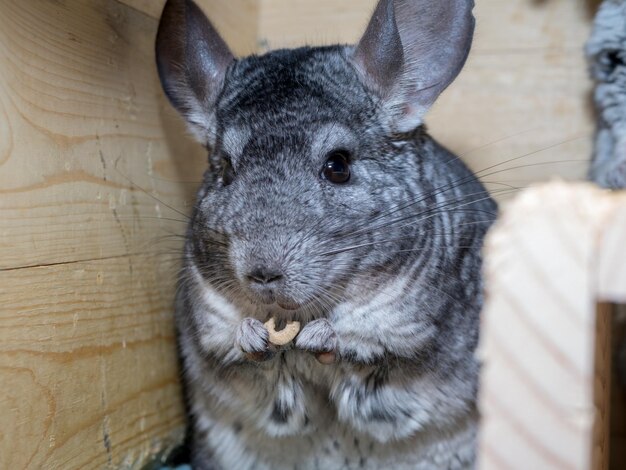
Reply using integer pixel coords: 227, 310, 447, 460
478, 182, 626, 470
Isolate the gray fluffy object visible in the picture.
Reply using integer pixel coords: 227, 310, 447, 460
587, 0, 626, 189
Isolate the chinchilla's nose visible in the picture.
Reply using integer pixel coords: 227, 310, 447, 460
246, 265, 284, 285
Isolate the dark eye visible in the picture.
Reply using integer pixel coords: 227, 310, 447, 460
321, 150, 351, 184
221, 158, 235, 186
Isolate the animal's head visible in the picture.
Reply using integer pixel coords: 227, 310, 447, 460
156, 0, 475, 311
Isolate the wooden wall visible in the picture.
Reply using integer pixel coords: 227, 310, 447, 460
0, 0, 597, 468
0, 0, 200, 467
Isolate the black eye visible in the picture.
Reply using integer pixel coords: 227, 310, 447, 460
221, 158, 235, 186
321, 150, 351, 184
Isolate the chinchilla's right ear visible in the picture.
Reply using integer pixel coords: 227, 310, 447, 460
352, 0, 475, 134
156, 0, 234, 142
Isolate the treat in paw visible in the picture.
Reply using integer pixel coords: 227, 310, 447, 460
235, 318, 274, 362
295, 318, 338, 364
264, 317, 301, 346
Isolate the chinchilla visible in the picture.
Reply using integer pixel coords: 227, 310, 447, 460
155, 0, 497, 468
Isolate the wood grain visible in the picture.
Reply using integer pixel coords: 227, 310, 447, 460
117, 0, 261, 55
0, 256, 185, 469
478, 182, 626, 470
609, 305, 626, 470
0, 0, 202, 467
116, 0, 166, 19
257, 0, 376, 51
598, 204, 626, 303
594, 303, 611, 470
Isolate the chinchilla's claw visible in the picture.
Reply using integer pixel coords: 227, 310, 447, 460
295, 318, 337, 364
236, 318, 275, 362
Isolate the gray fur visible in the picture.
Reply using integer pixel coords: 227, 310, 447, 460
587, 0, 626, 189
295, 318, 338, 353
156, 0, 496, 468
236, 318, 274, 362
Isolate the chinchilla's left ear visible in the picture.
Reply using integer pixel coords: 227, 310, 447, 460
156, 0, 234, 141
352, 0, 475, 133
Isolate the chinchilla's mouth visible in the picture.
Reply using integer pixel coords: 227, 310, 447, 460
247, 290, 301, 310
276, 300, 300, 310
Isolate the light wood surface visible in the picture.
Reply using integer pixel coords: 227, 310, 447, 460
478, 182, 626, 470
0, 0, 201, 467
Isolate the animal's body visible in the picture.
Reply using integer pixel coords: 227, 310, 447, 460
156, 1, 496, 468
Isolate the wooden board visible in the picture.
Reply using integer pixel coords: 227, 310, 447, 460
0, 0, 202, 467
0, 256, 184, 469
118, 0, 261, 55
477, 182, 626, 470
257, 0, 377, 52
609, 305, 626, 470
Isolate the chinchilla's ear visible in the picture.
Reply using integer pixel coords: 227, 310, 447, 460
352, 0, 475, 133
156, 0, 234, 141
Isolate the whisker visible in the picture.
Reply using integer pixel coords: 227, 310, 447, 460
113, 163, 192, 222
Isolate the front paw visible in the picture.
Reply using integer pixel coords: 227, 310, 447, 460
235, 318, 275, 362
295, 318, 338, 364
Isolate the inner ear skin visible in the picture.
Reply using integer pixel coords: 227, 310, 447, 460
155, 0, 234, 139
351, 0, 476, 132
353, 0, 405, 94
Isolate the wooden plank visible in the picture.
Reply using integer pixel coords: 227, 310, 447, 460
194, 0, 260, 56
0, 0, 205, 271
0, 0, 195, 467
116, 0, 260, 55
594, 303, 611, 470
0, 256, 185, 469
257, 0, 376, 51
478, 182, 626, 470
598, 204, 626, 303
610, 305, 626, 470
116, 0, 165, 18
117, 0, 165, 18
